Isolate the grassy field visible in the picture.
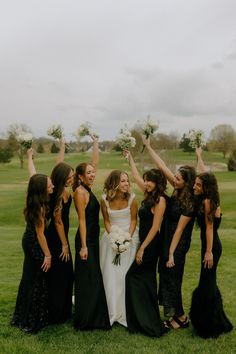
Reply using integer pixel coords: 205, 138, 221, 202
0, 150, 235, 354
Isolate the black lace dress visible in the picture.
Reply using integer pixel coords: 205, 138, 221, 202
46, 196, 74, 324
125, 202, 167, 337
11, 224, 49, 333
74, 184, 110, 330
158, 196, 195, 317
190, 213, 233, 338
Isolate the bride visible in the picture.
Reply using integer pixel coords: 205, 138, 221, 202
100, 170, 139, 327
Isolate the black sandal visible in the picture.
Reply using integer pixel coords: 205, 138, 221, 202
164, 315, 189, 329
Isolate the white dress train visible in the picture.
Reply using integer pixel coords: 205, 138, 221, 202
99, 193, 139, 327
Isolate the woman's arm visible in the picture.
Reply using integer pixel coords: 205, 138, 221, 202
203, 199, 214, 268
74, 187, 89, 260
53, 203, 70, 262
166, 215, 192, 267
195, 147, 206, 173
100, 198, 111, 233
90, 134, 99, 172
56, 138, 66, 165
136, 196, 166, 264
129, 198, 138, 236
27, 148, 36, 177
124, 151, 145, 192
35, 214, 51, 272
142, 136, 175, 186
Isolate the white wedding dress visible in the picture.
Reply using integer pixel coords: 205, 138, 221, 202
100, 193, 139, 327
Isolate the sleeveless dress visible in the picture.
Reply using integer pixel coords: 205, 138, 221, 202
125, 202, 167, 337
46, 196, 74, 324
158, 196, 195, 317
99, 193, 139, 327
11, 223, 49, 333
74, 184, 111, 330
190, 213, 233, 338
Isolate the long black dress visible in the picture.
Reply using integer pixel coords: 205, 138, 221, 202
46, 196, 74, 324
11, 224, 49, 333
158, 196, 195, 317
74, 184, 110, 330
125, 202, 166, 337
190, 213, 233, 338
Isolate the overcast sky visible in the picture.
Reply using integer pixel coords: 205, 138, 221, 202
1, 0, 236, 141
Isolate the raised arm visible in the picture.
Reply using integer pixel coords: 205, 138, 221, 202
27, 148, 36, 178
142, 136, 175, 186
124, 150, 145, 192
90, 134, 99, 172
56, 138, 66, 165
195, 147, 206, 173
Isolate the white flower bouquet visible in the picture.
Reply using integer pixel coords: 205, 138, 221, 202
109, 225, 132, 266
47, 124, 64, 140
17, 132, 33, 149
75, 122, 99, 139
138, 115, 159, 152
115, 126, 136, 151
187, 129, 205, 149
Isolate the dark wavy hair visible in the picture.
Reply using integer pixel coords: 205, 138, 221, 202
196, 172, 220, 222
24, 174, 50, 227
142, 168, 167, 208
103, 170, 130, 201
50, 162, 73, 212
174, 165, 196, 211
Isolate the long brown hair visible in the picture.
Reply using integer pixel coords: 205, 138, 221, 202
197, 172, 220, 222
50, 162, 73, 212
103, 170, 130, 201
24, 174, 49, 227
173, 165, 196, 211
142, 169, 167, 208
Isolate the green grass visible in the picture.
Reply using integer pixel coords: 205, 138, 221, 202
0, 150, 235, 353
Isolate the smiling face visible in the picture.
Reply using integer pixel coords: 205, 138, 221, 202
173, 171, 185, 190
144, 178, 156, 193
193, 176, 203, 195
118, 173, 129, 194
80, 164, 96, 187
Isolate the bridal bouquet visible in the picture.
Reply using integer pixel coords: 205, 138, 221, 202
75, 122, 99, 139
47, 124, 64, 140
17, 132, 33, 149
115, 126, 136, 151
137, 115, 159, 152
187, 129, 205, 149
109, 225, 132, 266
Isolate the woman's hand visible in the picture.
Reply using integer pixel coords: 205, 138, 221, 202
141, 135, 151, 148
166, 253, 175, 268
41, 255, 51, 272
203, 251, 213, 269
79, 246, 88, 261
136, 247, 144, 265
195, 146, 202, 158
27, 148, 34, 159
60, 244, 70, 262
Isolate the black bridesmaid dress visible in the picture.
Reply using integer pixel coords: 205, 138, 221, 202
46, 196, 74, 324
190, 213, 233, 338
11, 224, 49, 333
158, 196, 195, 317
74, 184, 110, 330
125, 202, 166, 337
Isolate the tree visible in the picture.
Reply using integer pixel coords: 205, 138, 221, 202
228, 150, 236, 171
51, 142, 60, 153
6, 124, 32, 168
36, 143, 45, 153
208, 124, 236, 158
0, 148, 13, 163
179, 133, 194, 152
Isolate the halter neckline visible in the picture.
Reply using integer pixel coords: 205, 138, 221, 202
81, 182, 91, 193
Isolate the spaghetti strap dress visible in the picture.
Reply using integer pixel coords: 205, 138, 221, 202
74, 184, 110, 330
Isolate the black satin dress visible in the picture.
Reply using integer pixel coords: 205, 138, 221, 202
74, 184, 110, 330
11, 224, 49, 333
190, 213, 233, 338
158, 196, 195, 317
46, 196, 74, 324
125, 202, 166, 337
